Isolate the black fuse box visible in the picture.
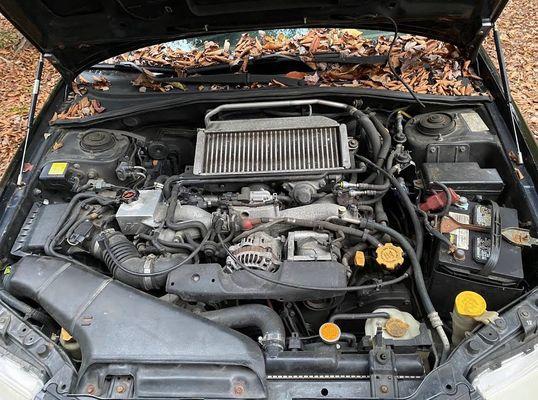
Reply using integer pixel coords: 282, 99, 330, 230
422, 162, 504, 200
429, 201, 524, 314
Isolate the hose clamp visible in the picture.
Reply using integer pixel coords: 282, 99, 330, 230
143, 255, 156, 291
260, 333, 285, 353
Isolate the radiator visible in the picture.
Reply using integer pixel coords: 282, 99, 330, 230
193, 116, 350, 175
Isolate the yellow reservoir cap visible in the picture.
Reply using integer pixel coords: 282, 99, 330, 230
455, 291, 487, 317
354, 251, 366, 267
375, 243, 404, 270
60, 328, 73, 342
319, 322, 341, 344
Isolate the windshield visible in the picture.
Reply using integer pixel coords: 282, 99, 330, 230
106, 28, 485, 97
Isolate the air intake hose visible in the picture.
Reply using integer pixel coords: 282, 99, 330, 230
92, 230, 188, 290
201, 305, 285, 356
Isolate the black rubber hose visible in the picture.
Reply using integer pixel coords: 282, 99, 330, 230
356, 155, 424, 261
369, 112, 392, 163
349, 109, 381, 160
359, 219, 433, 314
94, 230, 189, 290
201, 304, 285, 356
166, 187, 208, 236
367, 112, 391, 223
44, 193, 117, 268
329, 312, 390, 323
0, 285, 54, 327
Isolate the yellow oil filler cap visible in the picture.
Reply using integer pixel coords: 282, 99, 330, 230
454, 291, 487, 317
375, 243, 404, 270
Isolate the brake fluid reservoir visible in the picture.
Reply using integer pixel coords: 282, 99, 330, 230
452, 291, 487, 344
365, 308, 421, 340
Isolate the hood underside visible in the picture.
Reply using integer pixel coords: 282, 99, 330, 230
0, 0, 507, 80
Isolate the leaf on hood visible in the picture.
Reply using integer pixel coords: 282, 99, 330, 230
110, 28, 488, 96
50, 96, 106, 122
303, 72, 320, 86
91, 76, 110, 91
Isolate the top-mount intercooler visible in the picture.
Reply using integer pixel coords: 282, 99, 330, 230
193, 101, 351, 176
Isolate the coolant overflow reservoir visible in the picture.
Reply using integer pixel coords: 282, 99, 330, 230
452, 291, 498, 345
365, 308, 421, 341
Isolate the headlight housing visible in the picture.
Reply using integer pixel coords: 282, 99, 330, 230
472, 343, 538, 400
0, 352, 44, 400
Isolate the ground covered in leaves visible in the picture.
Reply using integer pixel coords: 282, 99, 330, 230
0, 0, 536, 176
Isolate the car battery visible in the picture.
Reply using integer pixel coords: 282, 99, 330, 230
429, 201, 525, 314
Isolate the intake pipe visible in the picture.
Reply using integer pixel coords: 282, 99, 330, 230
91, 230, 188, 290
3, 256, 267, 397
201, 305, 285, 356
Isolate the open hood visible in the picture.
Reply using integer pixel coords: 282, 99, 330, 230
0, 0, 507, 80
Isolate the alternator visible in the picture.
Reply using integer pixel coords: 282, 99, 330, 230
227, 232, 282, 272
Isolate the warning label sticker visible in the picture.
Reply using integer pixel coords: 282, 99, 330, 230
461, 112, 489, 132
449, 211, 470, 250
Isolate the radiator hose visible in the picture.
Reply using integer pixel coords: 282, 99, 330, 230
92, 230, 188, 290
201, 305, 285, 356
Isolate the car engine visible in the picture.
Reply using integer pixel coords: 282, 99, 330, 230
3, 99, 528, 398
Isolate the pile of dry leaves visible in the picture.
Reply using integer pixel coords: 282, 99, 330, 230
0, 16, 58, 177
113, 29, 485, 97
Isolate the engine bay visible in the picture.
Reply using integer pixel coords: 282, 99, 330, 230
2, 98, 533, 398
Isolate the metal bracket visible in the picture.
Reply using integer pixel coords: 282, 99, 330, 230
369, 329, 398, 398
517, 307, 538, 340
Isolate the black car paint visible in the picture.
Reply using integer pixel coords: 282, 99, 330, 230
0, 0, 508, 80
0, 10, 536, 399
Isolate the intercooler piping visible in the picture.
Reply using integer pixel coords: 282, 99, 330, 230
201, 304, 285, 356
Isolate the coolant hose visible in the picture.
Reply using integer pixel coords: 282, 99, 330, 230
202, 304, 285, 356
93, 230, 188, 290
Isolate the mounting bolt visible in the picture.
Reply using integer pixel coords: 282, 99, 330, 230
36, 344, 49, 357
380, 385, 389, 393
86, 384, 95, 394
453, 249, 465, 261
116, 385, 126, 394
233, 384, 245, 396
466, 340, 481, 355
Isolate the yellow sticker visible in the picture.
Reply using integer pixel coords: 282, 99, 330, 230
48, 162, 68, 176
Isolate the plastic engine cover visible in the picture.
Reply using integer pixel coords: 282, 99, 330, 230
5, 256, 266, 398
